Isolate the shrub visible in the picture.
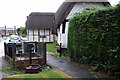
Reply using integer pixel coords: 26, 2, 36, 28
68, 5, 120, 77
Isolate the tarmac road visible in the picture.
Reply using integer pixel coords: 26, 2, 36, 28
0, 38, 7, 79
0, 39, 5, 57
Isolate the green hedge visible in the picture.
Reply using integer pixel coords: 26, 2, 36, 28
68, 5, 120, 77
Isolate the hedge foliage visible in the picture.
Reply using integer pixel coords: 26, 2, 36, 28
68, 5, 120, 77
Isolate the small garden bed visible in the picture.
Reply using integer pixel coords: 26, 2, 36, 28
25, 64, 41, 73
4, 69, 72, 79
5, 52, 45, 70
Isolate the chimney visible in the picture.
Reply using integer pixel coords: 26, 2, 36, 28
14, 26, 16, 30
4, 25, 6, 29
14, 26, 16, 35
4, 25, 6, 35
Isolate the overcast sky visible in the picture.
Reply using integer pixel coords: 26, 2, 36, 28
0, 0, 119, 28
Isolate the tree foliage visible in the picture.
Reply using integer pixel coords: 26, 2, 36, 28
17, 27, 27, 37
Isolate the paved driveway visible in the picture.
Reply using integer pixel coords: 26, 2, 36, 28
0, 57, 2, 79
47, 52, 99, 78
0, 38, 5, 57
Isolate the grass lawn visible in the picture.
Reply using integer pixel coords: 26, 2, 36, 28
46, 43, 61, 58
46, 43, 69, 60
6, 69, 72, 79
46, 43, 57, 53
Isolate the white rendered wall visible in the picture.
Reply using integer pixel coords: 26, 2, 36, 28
28, 29, 33, 41
27, 29, 55, 42
34, 29, 38, 42
58, 22, 69, 48
67, 2, 106, 19
58, 2, 107, 48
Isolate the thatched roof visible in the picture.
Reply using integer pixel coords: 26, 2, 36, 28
26, 12, 55, 29
54, 2, 75, 29
54, 1, 110, 28
52, 0, 110, 34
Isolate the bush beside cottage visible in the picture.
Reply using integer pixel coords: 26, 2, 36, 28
68, 5, 120, 77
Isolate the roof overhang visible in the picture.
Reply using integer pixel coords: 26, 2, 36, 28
65, 0, 109, 2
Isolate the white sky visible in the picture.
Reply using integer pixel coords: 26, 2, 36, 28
0, 0, 119, 28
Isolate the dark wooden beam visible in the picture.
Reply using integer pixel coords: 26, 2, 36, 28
44, 29, 45, 42
49, 29, 50, 42
33, 29, 34, 41
28, 29, 29, 41
38, 29, 40, 42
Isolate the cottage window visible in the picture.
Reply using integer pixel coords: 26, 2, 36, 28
39, 35, 46, 38
86, 8, 90, 10
85, 5, 94, 10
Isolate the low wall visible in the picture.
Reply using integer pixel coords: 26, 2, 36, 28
5, 53, 46, 70
16, 57, 45, 70
4, 55, 13, 64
